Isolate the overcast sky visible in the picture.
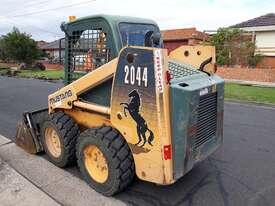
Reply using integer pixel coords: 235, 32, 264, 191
0, 0, 275, 42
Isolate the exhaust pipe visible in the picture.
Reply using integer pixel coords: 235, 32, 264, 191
199, 57, 212, 76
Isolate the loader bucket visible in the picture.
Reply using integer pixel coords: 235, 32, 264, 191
15, 109, 48, 154
16, 120, 38, 154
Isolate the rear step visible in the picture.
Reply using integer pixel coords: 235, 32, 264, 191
15, 109, 48, 154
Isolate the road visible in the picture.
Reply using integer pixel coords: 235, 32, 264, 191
1, 76, 275, 206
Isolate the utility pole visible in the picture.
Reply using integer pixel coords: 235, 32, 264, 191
59, 37, 65, 64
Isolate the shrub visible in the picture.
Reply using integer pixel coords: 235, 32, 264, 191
247, 54, 263, 68
32, 62, 46, 71
209, 28, 259, 67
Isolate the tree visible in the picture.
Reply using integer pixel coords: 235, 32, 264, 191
209, 28, 262, 67
0, 37, 8, 62
209, 28, 242, 65
1, 27, 42, 66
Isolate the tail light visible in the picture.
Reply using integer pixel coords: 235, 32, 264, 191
164, 145, 172, 160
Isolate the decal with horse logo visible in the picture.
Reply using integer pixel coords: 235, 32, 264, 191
120, 89, 154, 147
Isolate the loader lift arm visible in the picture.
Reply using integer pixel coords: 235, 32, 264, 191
48, 58, 118, 114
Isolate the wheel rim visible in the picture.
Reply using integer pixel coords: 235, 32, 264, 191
45, 127, 61, 158
83, 145, 109, 183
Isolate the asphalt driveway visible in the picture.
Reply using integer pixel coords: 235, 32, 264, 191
0, 76, 275, 206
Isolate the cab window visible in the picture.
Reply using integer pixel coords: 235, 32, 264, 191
119, 23, 159, 47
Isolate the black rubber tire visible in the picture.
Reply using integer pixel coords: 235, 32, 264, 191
41, 111, 80, 168
76, 126, 135, 196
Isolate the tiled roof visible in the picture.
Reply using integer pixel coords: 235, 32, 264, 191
233, 13, 275, 28
36, 40, 48, 48
40, 38, 103, 50
40, 39, 65, 50
161, 28, 208, 41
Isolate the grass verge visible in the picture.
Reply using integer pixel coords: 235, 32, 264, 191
17, 70, 64, 79
225, 83, 275, 104
0, 68, 64, 80
0, 68, 9, 74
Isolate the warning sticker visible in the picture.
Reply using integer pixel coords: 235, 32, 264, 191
154, 49, 164, 93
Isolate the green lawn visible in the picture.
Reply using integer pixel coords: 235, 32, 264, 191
225, 83, 275, 104
17, 70, 64, 79
0, 68, 64, 79
0, 68, 9, 74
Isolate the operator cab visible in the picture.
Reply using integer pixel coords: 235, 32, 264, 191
61, 14, 163, 84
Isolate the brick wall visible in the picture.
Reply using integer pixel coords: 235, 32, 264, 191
258, 56, 275, 69
217, 66, 275, 82
43, 63, 63, 70
0, 63, 18, 68
163, 40, 188, 54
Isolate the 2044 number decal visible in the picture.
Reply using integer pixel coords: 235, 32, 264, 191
124, 65, 148, 87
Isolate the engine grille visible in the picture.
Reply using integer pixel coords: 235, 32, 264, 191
194, 92, 217, 148
168, 61, 200, 79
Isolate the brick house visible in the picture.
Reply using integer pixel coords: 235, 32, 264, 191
40, 39, 65, 61
217, 13, 275, 83
215, 13, 275, 83
161, 28, 209, 54
232, 13, 275, 68
36, 40, 48, 48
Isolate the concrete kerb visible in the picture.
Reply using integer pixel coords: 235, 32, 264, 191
0, 134, 12, 146
0, 134, 125, 206
225, 99, 275, 109
225, 79, 275, 87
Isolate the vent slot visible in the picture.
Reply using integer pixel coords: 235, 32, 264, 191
194, 92, 217, 148
168, 61, 200, 79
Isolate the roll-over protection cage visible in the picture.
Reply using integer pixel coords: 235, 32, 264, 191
60, 14, 160, 84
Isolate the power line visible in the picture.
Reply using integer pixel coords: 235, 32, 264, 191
6, 0, 56, 16
7, 0, 96, 18
25, 0, 54, 7
0, 16, 63, 37
0, 0, 96, 39
0, 0, 96, 37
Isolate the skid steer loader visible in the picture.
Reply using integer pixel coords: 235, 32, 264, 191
15, 14, 224, 196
